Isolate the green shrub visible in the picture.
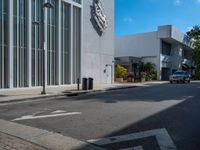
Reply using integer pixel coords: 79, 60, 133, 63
115, 65, 127, 78
141, 62, 157, 81
151, 71, 157, 80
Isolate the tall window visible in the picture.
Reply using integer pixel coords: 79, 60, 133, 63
73, 6, 81, 83
31, 0, 43, 86
73, 0, 81, 4
47, 0, 57, 85
61, 2, 70, 84
0, 0, 9, 88
162, 41, 171, 56
13, 0, 28, 87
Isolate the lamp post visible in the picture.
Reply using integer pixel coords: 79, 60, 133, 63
33, 2, 54, 95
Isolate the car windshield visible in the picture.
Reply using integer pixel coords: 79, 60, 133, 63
174, 71, 185, 75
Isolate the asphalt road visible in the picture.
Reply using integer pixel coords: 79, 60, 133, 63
0, 82, 200, 150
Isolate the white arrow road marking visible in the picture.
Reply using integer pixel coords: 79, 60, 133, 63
12, 112, 82, 121
51, 110, 67, 114
87, 128, 177, 150
119, 145, 143, 150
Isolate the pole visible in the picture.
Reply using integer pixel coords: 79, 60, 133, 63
41, 6, 46, 95
77, 78, 80, 91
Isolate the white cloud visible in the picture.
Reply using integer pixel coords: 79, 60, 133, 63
196, 0, 200, 3
174, 0, 181, 5
123, 17, 134, 24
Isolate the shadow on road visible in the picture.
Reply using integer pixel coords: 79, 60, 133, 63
57, 82, 199, 103
74, 83, 200, 150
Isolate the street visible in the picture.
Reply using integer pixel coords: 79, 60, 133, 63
0, 82, 200, 150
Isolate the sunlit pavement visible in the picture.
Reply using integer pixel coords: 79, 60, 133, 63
0, 81, 200, 150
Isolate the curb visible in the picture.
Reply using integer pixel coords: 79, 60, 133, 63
0, 85, 139, 104
0, 119, 105, 150
0, 93, 66, 104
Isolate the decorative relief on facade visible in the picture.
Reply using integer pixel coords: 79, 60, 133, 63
91, 0, 108, 36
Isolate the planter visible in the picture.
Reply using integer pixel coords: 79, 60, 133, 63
127, 77, 134, 82
141, 78, 146, 82
116, 78, 123, 83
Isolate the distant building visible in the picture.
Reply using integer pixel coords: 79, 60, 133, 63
115, 25, 194, 80
0, 0, 114, 89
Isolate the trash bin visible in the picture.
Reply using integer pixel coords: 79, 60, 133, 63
88, 77, 93, 90
82, 78, 88, 90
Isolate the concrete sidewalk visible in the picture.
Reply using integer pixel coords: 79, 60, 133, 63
0, 81, 166, 103
0, 119, 105, 150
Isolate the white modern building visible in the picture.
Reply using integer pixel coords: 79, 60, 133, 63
0, 0, 114, 89
115, 25, 194, 80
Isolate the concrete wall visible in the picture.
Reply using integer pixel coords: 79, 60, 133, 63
158, 25, 192, 48
157, 25, 171, 39
171, 26, 192, 47
115, 32, 161, 80
142, 56, 158, 70
115, 25, 193, 81
82, 0, 114, 84
115, 32, 160, 58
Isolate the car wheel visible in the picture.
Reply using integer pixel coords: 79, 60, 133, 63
170, 81, 173, 84
188, 80, 190, 83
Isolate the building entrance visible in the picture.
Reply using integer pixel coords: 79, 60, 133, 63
161, 68, 170, 81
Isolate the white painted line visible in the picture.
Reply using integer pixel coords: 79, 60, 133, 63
87, 128, 177, 150
119, 145, 143, 150
12, 112, 82, 121
51, 110, 67, 114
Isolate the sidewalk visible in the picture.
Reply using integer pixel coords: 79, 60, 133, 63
0, 81, 166, 103
0, 119, 104, 150
0, 131, 47, 150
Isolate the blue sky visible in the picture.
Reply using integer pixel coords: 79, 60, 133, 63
115, 0, 200, 36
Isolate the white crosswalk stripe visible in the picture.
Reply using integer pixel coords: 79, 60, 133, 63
13, 112, 82, 121
87, 128, 177, 150
119, 145, 143, 150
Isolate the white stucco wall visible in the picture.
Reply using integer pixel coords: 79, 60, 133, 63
115, 32, 161, 80
158, 25, 192, 48
115, 32, 160, 58
171, 26, 192, 47
142, 56, 158, 69
115, 25, 193, 80
82, 0, 114, 84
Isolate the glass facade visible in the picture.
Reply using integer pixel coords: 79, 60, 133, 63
61, 2, 70, 84
73, 0, 81, 4
0, 0, 82, 89
31, 0, 43, 86
73, 6, 81, 83
162, 41, 171, 56
0, 0, 9, 88
47, 0, 57, 85
13, 0, 28, 87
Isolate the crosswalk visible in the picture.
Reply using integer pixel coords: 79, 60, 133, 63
119, 146, 143, 150
87, 128, 177, 150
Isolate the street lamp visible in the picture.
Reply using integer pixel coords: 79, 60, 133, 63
33, 2, 54, 95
